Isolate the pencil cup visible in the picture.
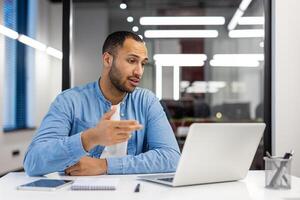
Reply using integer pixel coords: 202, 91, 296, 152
264, 157, 292, 189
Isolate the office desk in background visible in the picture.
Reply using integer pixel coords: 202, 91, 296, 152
0, 171, 300, 200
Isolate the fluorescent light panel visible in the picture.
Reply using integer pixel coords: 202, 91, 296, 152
18, 34, 46, 51
213, 54, 264, 61
260, 41, 264, 48
210, 59, 260, 67
228, 9, 244, 30
140, 16, 225, 25
173, 65, 180, 101
46, 47, 63, 60
1, 24, 62, 60
238, 17, 264, 25
192, 81, 226, 88
155, 64, 162, 99
144, 30, 218, 38
153, 54, 207, 66
186, 85, 219, 93
240, 0, 253, 11
0, 25, 19, 39
229, 29, 264, 38
227, 0, 253, 30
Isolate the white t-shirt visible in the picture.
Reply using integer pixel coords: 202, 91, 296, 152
100, 104, 128, 158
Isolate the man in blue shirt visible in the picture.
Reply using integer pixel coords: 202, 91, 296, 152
24, 31, 180, 176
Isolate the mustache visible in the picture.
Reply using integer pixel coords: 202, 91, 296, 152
128, 75, 141, 81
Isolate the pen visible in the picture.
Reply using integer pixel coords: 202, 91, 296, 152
134, 183, 140, 193
266, 151, 289, 184
269, 150, 293, 187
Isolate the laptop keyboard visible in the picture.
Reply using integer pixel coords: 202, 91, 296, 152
158, 177, 174, 182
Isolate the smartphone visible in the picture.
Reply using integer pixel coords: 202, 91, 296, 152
17, 179, 73, 191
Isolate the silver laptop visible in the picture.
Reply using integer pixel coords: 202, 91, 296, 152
138, 123, 266, 187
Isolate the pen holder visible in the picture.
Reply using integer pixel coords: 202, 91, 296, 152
264, 157, 292, 189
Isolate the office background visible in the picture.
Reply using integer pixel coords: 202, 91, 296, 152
0, 0, 299, 177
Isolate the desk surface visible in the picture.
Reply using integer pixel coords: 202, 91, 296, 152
1, 171, 300, 200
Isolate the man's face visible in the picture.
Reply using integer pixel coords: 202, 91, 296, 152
108, 38, 148, 93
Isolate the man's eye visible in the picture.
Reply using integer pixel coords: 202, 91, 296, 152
128, 59, 135, 63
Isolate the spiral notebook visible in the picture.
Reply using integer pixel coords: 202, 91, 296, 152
71, 178, 119, 190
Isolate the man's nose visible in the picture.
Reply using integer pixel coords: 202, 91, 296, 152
133, 63, 144, 77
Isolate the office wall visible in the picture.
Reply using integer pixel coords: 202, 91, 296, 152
273, 0, 300, 177
34, 0, 62, 126
0, 0, 62, 174
0, 0, 3, 133
71, 3, 108, 87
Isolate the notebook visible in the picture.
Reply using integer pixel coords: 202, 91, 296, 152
71, 178, 119, 190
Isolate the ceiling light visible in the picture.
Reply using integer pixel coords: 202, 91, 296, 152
227, 0, 253, 30
144, 30, 218, 38
120, 2, 127, 9
173, 65, 180, 101
210, 59, 260, 67
259, 41, 264, 48
18, 34, 46, 51
154, 54, 207, 66
139, 16, 225, 25
240, 0, 253, 11
127, 16, 134, 22
132, 26, 139, 32
46, 47, 63, 60
238, 17, 264, 25
227, 9, 244, 30
0, 24, 19, 39
213, 54, 264, 61
228, 29, 264, 38
155, 64, 162, 99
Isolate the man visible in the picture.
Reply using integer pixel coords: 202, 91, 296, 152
24, 31, 180, 176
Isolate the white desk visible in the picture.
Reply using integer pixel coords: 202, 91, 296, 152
1, 171, 300, 200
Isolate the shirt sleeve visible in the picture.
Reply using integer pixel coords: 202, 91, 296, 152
23, 93, 88, 176
106, 94, 181, 174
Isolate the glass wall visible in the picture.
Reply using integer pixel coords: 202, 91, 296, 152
70, 0, 266, 169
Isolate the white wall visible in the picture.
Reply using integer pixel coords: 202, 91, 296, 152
71, 3, 108, 87
0, 0, 4, 133
35, 0, 62, 125
273, 0, 300, 177
0, 0, 62, 174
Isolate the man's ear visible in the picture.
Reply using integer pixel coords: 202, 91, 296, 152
103, 52, 113, 67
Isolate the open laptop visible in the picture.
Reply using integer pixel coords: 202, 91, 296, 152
138, 123, 266, 187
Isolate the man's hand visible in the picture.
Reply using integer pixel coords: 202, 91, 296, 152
65, 156, 107, 176
81, 106, 143, 151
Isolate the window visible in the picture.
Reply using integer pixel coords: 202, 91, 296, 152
3, 0, 34, 132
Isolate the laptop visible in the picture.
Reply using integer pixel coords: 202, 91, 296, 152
138, 123, 266, 187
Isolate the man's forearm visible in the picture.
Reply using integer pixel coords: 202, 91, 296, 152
106, 148, 180, 174
24, 133, 87, 176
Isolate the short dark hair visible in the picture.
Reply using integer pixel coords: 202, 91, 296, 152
102, 31, 143, 55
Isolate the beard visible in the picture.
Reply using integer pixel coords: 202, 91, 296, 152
109, 59, 136, 93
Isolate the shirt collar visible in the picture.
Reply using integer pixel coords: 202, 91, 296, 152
95, 78, 129, 105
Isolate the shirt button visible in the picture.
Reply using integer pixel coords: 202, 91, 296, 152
121, 113, 124, 117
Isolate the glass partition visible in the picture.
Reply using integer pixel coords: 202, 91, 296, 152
69, 0, 267, 169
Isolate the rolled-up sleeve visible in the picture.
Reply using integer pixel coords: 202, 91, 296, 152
23, 94, 87, 176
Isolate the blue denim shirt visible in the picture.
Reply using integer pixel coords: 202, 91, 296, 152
24, 81, 180, 176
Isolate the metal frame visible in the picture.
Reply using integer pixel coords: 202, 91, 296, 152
62, 0, 70, 90
263, 0, 272, 155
